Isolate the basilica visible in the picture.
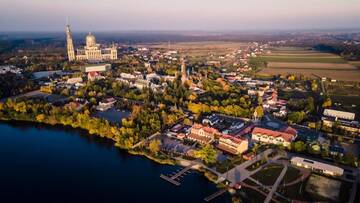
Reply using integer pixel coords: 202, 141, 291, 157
66, 24, 117, 62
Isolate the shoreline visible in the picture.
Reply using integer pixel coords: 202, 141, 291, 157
0, 118, 224, 188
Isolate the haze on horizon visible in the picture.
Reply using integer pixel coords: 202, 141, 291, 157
0, 0, 359, 32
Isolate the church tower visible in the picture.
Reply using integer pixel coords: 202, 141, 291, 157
66, 23, 76, 61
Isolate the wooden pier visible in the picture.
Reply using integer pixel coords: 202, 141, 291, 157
160, 163, 196, 186
204, 188, 227, 202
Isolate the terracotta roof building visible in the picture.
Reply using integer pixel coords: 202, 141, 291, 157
251, 127, 296, 147
218, 135, 248, 155
187, 124, 219, 144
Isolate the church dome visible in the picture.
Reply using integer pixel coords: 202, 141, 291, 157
86, 32, 96, 47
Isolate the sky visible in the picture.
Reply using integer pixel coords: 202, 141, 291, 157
0, 0, 359, 32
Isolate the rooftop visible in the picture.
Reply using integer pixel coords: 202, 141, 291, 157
252, 127, 295, 142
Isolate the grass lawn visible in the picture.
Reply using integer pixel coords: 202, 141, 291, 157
250, 163, 284, 186
246, 159, 267, 171
236, 187, 266, 203
281, 166, 301, 185
216, 156, 245, 173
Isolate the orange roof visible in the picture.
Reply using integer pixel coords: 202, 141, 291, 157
252, 127, 295, 142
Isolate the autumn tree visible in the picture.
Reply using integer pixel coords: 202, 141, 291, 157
322, 98, 332, 108
148, 139, 161, 155
254, 106, 264, 118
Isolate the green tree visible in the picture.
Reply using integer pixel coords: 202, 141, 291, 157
288, 111, 306, 124
293, 141, 306, 152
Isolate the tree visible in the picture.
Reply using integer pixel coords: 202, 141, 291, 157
148, 139, 161, 155
322, 98, 332, 108
293, 141, 306, 152
306, 97, 315, 113
288, 111, 306, 124
36, 114, 46, 122
254, 106, 264, 118
195, 144, 217, 165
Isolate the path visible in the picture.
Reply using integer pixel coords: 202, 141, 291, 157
283, 168, 310, 187
132, 132, 160, 149
221, 149, 276, 184
264, 165, 288, 203
240, 181, 281, 203
348, 168, 359, 203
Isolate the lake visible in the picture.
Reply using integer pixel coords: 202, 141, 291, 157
0, 122, 230, 203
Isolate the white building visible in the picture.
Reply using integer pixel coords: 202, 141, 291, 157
291, 157, 344, 176
323, 109, 355, 121
66, 77, 83, 84
82, 64, 111, 73
0, 65, 22, 75
96, 98, 116, 111
66, 24, 117, 62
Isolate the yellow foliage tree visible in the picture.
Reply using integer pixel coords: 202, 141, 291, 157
36, 114, 46, 122
148, 139, 161, 155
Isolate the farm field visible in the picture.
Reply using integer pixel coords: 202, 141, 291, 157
262, 56, 346, 63
266, 62, 356, 70
149, 41, 249, 50
349, 61, 360, 68
147, 41, 249, 58
259, 47, 360, 81
259, 68, 360, 81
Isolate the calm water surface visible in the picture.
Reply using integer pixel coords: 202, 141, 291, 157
0, 122, 230, 203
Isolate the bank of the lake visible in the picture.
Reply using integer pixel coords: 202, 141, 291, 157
0, 122, 231, 203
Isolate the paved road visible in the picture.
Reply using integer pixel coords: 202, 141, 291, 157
264, 165, 288, 203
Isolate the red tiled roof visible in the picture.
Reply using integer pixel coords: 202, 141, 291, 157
252, 127, 295, 142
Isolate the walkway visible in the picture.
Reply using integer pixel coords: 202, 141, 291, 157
132, 132, 160, 149
264, 165, 288, 203
221, 149, 276, 184
348, 169, 359, 203
240, 181, 281, 203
